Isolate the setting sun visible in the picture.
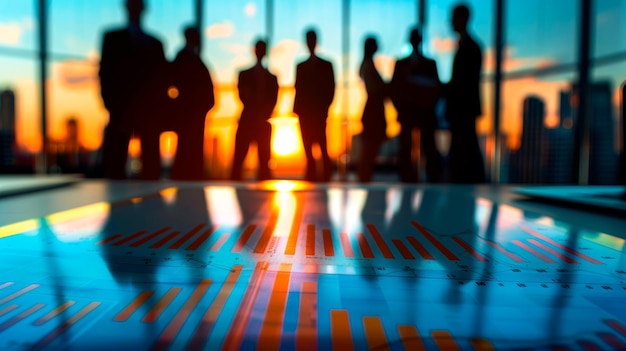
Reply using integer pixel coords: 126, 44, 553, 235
269, 115, 301, 156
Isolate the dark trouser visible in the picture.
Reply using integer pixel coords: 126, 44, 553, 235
398, 122, 442, 183
299, 118, 332, 182
449, 117, 486, 183
230, 122, 272, 181
101, 119, 131, 180
357, 132, 386, 182
171, 117, 206, 180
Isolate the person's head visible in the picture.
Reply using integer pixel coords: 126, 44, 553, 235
184, 26, 200, 50
125, 0, 144, 25
409, 28, 422, 51
305, 29, 317, 55
363, 36, 378, 58
254, 39, 267, 62
452, 3, 470, 34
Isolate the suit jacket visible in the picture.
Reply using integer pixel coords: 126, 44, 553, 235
446, 33, 482, 122
293, 56, 335, 122
238, 64, 279, 124
173, 48, 215, 119
390, 54, 441, 127
99, 27, 165, 120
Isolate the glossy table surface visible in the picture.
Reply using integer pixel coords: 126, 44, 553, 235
0, 179, 625, 350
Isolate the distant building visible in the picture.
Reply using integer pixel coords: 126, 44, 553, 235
0, 90, 16, 171
510, 96, 545, 183
543, 91, 576, 184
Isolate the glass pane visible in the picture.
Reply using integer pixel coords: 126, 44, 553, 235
0, 1, 36, 52
594, 0, 626, 58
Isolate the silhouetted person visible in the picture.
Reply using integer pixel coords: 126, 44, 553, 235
230, 39, 278, 181
390, 28, 442, 183
357, 36, 389, 183
445, 4, 486, 183
169, 26, 215, 181
99, 0, 165, 179
294, 29, 335, 182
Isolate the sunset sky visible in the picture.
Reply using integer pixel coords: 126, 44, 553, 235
0, 0, 624, 158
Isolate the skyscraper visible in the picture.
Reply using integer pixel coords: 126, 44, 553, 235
512, 96, 545, 183
0, 90, 16, 171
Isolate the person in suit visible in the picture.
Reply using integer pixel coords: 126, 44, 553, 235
169, 26, 215, 181
390, 28, 443, 183
294, 29, 336, 182
357, 36, 389, 182
445, 3, 486, 183
230, 39, 279, 181
98, 0, 166, 180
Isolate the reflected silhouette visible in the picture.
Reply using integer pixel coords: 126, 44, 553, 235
390, 28, 443, 183
445, 4, 486, 183
231, 39, 279, 181
98, 0, 166, 180
294, 29, 336, 182
357, 36, 389, 183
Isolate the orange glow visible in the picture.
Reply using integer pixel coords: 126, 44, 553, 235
269, 115, 302, 156
256, 180, 313, 192
167, 86, 179, 99
128, 137, 141, 157
160, 132, 178, 166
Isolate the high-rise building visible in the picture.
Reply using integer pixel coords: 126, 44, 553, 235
511, 96, 545, 183
543, 91, 576, 184
0, 89, 16, 171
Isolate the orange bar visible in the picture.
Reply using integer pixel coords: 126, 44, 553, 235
285, 196, 305, 255
296, 282, 318, 351
605, 319, 626, 336
259, 264, 293, 349
143, 288, 182, 323
470, 338, 495, 351
232, 225, 257, 252
188, 266, 243, 350
330, 310, 353, 351
149, 230, 181, 249
0, 303, 45, 331
432, 330, 460, 351
357, 233, 375, 258
96, 233, 122, 245
153, 280, 212, 350
112, 230, 147, 246
480, 238, 524, 262
209, 233, 230, 252
397, 325, 425, 351
521, 225, 603, 264
323, 229, 335, 257
186, 226, 218, 250
0, 304, 18, 317
306, 224, 316, 256
411, 221, 459, 261
511, 240, 556, 263
366, 224, 394, 258
130, 227, 171, 247
0, 283, 39, 304
222, 262, 269, 351
453, 237, 487, 262
0, 282, 13, 289
528, 239, 580, 264
406, 236, 434, 260
363, 316, 390, 351
253, 209, 280, 254
340, 232, 355, 258
114, 291, 153, 322
169, 223, 205, 250
34, 302, 101, 349
34, 301, 76, 325
392, 239, 415, 260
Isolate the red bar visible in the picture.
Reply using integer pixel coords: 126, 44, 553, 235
453, 237, 487, 262
143, 288, 181, 323
323, 229, 335, 257
149, 230, 181, 249
209, 233, 229, 252
188, 266, 243, 350
253, 209, 280, 254
330, 310, 354, 351
480, 238, 524, 262
511, 240, 556, 263
34, 302, 101, 349
411, 221, 459, 261
222, 262, 269, 351
0, 284, 39, 304
232, 225, 257, 252
406, 236, 434, 260
392, 240, 415, 260
357, 233, 375, 259
306, 224, 316, 256
366, 224, 394, 258
34, 301, 76, 325
605, 319, 626, 336
0, 282, 13, 289
96, 234, 122, 245
258, 264, 292, 349
597, 332, 626, 349
0, 304, 18, 317
112, 230, 147, 246
169, 223, 205, 250
284, 197, 304, 255
130, 227, 171, 247
186, 226, 218, 250
528, 239, 580, 264
0, 304, 45, 331
577, 341, 603, 351
153, 280, 212, 350
296, 281, 318, 351
521, 225, 603, 264
114, 291, 153, 322
340, 232, 355, 258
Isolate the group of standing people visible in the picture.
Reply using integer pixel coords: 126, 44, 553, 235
357, 4, 486, 184
99, 0, 485, 184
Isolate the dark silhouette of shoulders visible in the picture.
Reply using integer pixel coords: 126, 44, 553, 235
294, 55, 335, 117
